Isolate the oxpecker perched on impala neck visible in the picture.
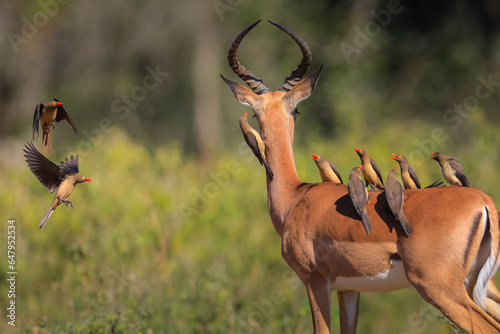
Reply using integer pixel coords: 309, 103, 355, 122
240, 112, 273, 180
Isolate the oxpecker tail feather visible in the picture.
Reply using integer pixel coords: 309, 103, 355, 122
425, 179, 444, 188
361, 209, 373, 236
39, 206, 55, 229
264, 161, 274, 180
397, 210, 412, 237
42, 131, 51, 153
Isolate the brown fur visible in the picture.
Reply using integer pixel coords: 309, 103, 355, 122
222, 21, 500, 333
224, 73, 500, 333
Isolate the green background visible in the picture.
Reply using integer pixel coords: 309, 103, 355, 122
1, 0, 499, 333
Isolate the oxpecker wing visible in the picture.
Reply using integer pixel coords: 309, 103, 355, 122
24, 141, 63, 193
328, 161, 343, 184
348, 165, 373, 236
32, 101, 43, 141
59, 155, 80, 176
240, 112, 273, 180
384, 167, 412, 237
53, 98, 78, 134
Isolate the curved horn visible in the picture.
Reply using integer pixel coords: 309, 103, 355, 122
268, 20, 312, 92
227, 20, 270, 95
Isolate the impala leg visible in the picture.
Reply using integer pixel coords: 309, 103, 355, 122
303, 272, 331, 334
337, 290, 360, 334
408, 274, 500, 333
486, 279, 500, 323
487, 279, 500, 303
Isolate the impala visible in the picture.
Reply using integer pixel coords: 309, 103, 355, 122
221, 20, 500, 333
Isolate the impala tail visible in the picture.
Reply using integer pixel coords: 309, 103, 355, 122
470, 205, 500, 311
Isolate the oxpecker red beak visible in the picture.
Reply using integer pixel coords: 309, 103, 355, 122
312, 154, 318, 160
391, 153, 398, 160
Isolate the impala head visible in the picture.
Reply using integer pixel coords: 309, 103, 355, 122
221, 20, 322, 141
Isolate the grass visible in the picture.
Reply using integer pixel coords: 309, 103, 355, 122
1, 128, 499, 333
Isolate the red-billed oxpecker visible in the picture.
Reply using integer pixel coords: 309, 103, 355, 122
431, 152, 471, 187
384, 167, 412, 237
391, 153, 421, 189
391, 153, 443, 189
32, 98, 78, 153
24, 142, 91, 228
240, 112, 273, 180
354, 148, 384, 190
312, 154, 343, 184
348, 165, 373, 236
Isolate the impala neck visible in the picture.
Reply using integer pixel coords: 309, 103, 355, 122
261, 116, 302, 237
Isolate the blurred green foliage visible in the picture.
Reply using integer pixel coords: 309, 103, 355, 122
2, 130, 499, 333
1, 0, 500, 333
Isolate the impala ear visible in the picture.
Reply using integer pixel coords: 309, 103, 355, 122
283, 65, 322, 111
221, 75, 263, 112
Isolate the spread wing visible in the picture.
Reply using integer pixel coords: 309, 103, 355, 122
407, 166, 421, 189
32, 101, 43, 140
329, 161, 343, 184
24, 141, 62, 193
59, 155, 79, 176
54, 98, 78, 133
